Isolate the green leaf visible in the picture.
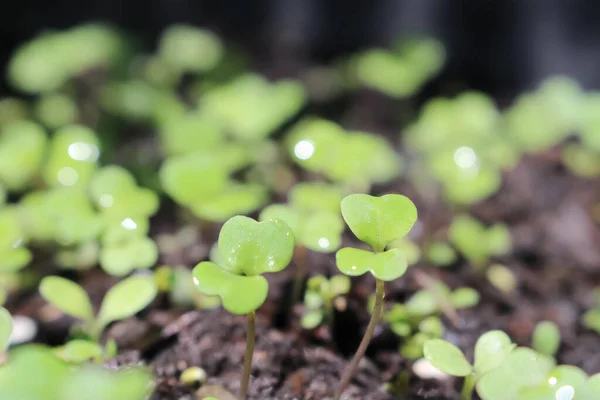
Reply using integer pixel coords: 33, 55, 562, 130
97, 276, 157, 329
39, 276, 94, 322
159, 25, 223, 73
0, 121, 47, 191
405, 290, 439, 316
473, 330, 515, 377
419, 316, 444, 338
259, 204, 300, 233
532, 321, 561, 357
390, 321, 412, 337
423, 339, 473, 377
304, 291, 323, 310
329, 275, 351, 297
60, 339, 104, 363
192, 261, 268, 314
217, 216, 295, 276
401, 332, 429, 360
584, 373, 600, 398
191, 184, 268, 222
336, 247, 408, 281
426, 241, 457, 266
0, 307, 12, 351
99, 237, 158, 277
299, 210, 344, 253
289, 182, 344, 214
301, 310, 324, 329
340, 194, 417, 252
450, 287, 480, 309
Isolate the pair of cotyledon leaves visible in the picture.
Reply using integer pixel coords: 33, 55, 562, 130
192, 194, 417, 315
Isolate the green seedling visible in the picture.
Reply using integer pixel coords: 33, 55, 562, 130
286, 118, 402, 191
100, 233, 158, 276
0, 120, 47, 191
449, 215, 511, 270
353, 38, 445, 98
0, 344, 152, 400
301, 274, 350, 330
532, 321, 561, 358
424, 330, 516, 399
388, 238, 421, 266
0, 307, 13, 363
35, 92, 78, 129
158, 24, 223, 75
425, 241, 457, 266
55, 338, 117, 364
0, 207, 32, 273
154, 266, 221, 309
202, 74, 305, 141
190, 183, 268, 222
43, 125, 100, 188
486, 263, 518, 294
561, 144, 600, 177
158, 112, 224, 156
192, 216, 294, 399
334, 193, 417, 399
55, 241, 100, 270
39, 275, 157, 342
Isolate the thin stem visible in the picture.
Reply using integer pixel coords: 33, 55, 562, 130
334, 278, 385, 400
292, 246, 307, 305
240, 311, 256, 400
461, 374, 475, 400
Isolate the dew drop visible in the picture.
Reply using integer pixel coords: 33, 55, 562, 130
294, 140, 315, 160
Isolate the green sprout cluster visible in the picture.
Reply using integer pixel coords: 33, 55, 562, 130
350, 38, 445, 98
286, 118, 402, 191
301, 274, 350, 330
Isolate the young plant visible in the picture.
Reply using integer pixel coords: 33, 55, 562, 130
424, 331, 516, 399
301, 274, 350, 330
449, 215, 511, 270
532, 321, 561, 358
55, 338, 117, 364
39, 275, 157, 342
333, 193, 417, 399
405, 280, 480, 321
192, 215, 294, 399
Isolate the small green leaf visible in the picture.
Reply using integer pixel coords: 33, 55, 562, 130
259, 204, 300, 233
473, 330, 515, 377
340, 194, 417, 252
405, 290, 439, 316
289, 182, 344, 214
532, 321, 561, 357
0, 307, 12, 351
191, 183, 268, 222
299, 210, 344, 253
217, 216, 295, 276
401, 332, 429, 360
426, 241, 457, 266
40, 276, 94, 322
329, 275, 351, 297
60, 339, 103, 363
450, 287, 480, 309
584, 373, 600, 398
97, 276, 157, 329
390, 321, 412, 337
304, 291, 323, 309
423, 339, 473, 377
192, 261, 268, 314
419, 316, 444, 338
301, 310, 324, 329
99, 236, 158, 277
336, 247, 407, 281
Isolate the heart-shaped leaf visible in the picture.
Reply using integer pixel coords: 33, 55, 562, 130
340, 194, 417, 252
473, 330, 515, 377
0, 307, 12, 351
423, 339, 473, 377
336, 247, 407, 281
217, 216, 294, 276
40, 276, 94, 323
192, 261, 268, 314
97, 276, 157, 329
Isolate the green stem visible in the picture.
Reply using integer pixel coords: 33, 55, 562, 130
334, 278, 385, 400
461, 374, 475, 400
239, 311, 256, 400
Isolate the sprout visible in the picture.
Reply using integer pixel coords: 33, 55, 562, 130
424, 331, 516, 399
301, 274, 350, 330
35, 92, 78, 129
405, 282, 480, 318
0, 121, 47, 192
55, 339, 106, 364
202, 74, 305, 141
532, 321, 561, 358
192, 216, 294, 398
39, 275, 157, 342
158, 25, 223, 74
334, 193, 417, 399
449, 215, 511, 270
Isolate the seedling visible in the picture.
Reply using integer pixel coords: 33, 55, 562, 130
154, 266, 221, 309
301, 274, 350, 330
192, 216, 294, 399
425, 241, 457, 266
424, 330, 516, 399
334, 193, 417, 399
39, 275, 157, 342
35, 92, 78, 129
449, 215, 511, 270
0, 307, 13, 364
55, 338, 117, 364
532, 321, 561, 358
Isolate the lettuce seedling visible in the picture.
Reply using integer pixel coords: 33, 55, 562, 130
449, 215, 511, 270
301, 274, 350, 330
39, 275, 157, 342
35, 92, 78, 129
158, 24, 223, 75
334, 193, 417, 399
0, 120, 47, 191
0, 307, 13, 363
43, 125, 100, 188
202, 74, 306, 141
192, 215, 294, 399
424, 331, 516, 399
532, 321, 561, 358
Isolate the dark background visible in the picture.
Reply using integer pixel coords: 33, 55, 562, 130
2, 0, 600, 98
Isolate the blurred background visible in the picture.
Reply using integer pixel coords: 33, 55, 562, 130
3, 0, 600, 98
